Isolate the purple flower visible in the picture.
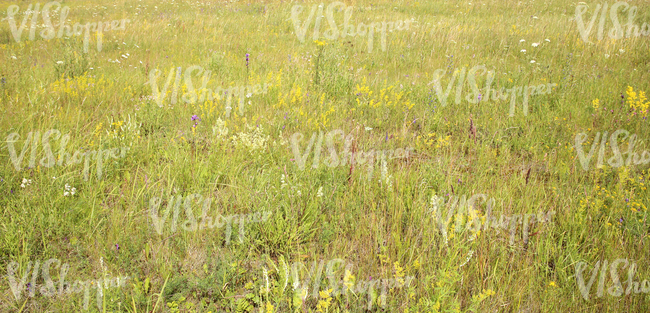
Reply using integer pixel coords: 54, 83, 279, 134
116, 243, 120, 251
478, 93, 482, 101
191, 115, 200, 121
246, 53, 249, 68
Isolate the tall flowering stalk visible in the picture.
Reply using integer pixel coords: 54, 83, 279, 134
245, 53, 250, 83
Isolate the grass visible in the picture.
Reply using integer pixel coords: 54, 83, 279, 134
1, 0, 650, 312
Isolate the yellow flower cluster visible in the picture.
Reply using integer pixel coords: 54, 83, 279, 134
626, 86, 649, 117
316, 288, 333, 312
471, 289, 495, 303
49, 73, 109, 100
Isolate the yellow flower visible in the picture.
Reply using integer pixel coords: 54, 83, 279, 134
592, 98, 599, 109
265, 302, 274, 313
548, 281, 557, 287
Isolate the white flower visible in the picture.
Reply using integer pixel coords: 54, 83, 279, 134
459, 250, 474, 268
365, 127, 373, 131
11, 56, 17, 60
530, 60, 536, 63
231, 124, 269, 151
56, 61, 64, 64
280, 174, 287, 189
64, 183, 77, 196
605, 54, 610, 58
520, 49, 526, 53
619, 49, 625, 53
246, 93, 252, 98
316, 186, 323, 198
519, 39, 525, 42
531, 43, 539, 47
121, 54, 128, 59
533, 16, 538, 19
20, 178, 32, 188
545, 39, 550, 42
212, 118, 229, 138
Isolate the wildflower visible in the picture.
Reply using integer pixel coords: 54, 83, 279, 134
20, 178, 32, 188
212, 118, 229, 138
520, 49, 526, 53
530, 60, 536, 63
365, 127, 373, 131
545, 39, 550, 42
548, 281, 557, 287
245, 53, 249, 68
459, 250, 474, 268
532, 43, 539, 47
316, 186, 323, 198
56, 61, 64, 64
64, 184, 77, 196
592, 98, 599, 109
520, 39, 526, 42
191, 115, 201, 128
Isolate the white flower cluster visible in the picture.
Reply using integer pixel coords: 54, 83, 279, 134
212, 118, 229, 139
280, 174, 302, 197
20, 178, 32, 188
231, 124, 269, 151
64, 184, 76, 197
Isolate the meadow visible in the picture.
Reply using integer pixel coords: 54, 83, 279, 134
1, 0, 650, 312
